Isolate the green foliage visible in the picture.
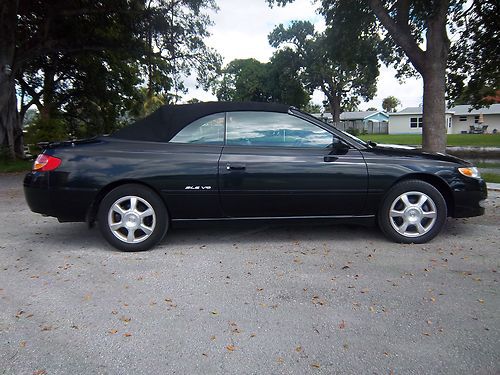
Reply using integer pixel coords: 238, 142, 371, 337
10, 0, 221, 149
212, 57, 310, 108
358, 134, 500, 147
268, 19, 379, 120
482, 173, 500, 184
0, 159, 32, 173
345, 128, 362, 136
302, 102, 323, 114
382, 96, 401, 112
447, 0, 500, 107
24, 116, 69, 153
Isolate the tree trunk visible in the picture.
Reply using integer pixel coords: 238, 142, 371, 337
327, 92, 341, 123
367, 0, 449, 153
421, 9, 449, 154
0, 80, 20, 159
422, 63, 447, 153
0, 0, 22, 159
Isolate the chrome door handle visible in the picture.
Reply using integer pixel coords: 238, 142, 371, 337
226, 163, 246, 171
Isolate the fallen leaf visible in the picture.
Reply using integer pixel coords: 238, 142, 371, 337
19, 341, 26, 348
311, 363, 321, 368
295, 346, 302, 352
478, 299, 485, 304
123, 333, 132, 337
339, 320, 346, 329
341, 265, 350, 270
226, 345, 236, 351
210, 335, 216, 341
33, 370, 46, 375
423, 332, 431, 336
15, 310, 24, 318
109, 329, 118, 334
83, 294, 92, 301
120, 316, 131, 323
202, 353, 208, 357
250, 333, 256, 338
277, 357, 284, 364
40, 325, 52, 331
210, 310, 219, 316
360, 288, 369, 294
369, 306, 375, 313
426, 320, 432, 325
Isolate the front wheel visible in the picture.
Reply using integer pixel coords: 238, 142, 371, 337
97, 184, 168, 251
378, 180, 447, 244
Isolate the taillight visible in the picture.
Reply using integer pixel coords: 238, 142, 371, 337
33, 154, 62, 172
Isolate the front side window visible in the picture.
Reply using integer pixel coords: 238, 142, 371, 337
459, 115, 467, 121
170, 113, 224, 144
410, 117, 423, 128
226, 111, 334, 148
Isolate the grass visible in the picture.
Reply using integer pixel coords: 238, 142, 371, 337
482, 173, 500, 184
358, 134, 500, 147
476, 162, 500, 168
0, 159, 32, 173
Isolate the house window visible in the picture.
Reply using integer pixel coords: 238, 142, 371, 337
448, 117, 452, 128
459, 116, 467, 121
410, 117, 423, 128
474, 115, 480, 124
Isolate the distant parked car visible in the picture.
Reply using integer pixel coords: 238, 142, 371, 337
24, 102, 487, 251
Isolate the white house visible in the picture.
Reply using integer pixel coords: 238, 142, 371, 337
388, 106, 453, 134
449, 104, 500, 134
388, 103, 500, 134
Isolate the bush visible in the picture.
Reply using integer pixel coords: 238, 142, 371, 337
24, 116, 69, 155
346, 127, 361, 136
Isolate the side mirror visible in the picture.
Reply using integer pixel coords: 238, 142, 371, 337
330, 138, 349, 155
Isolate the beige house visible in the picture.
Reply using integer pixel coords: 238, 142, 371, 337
388, 103, 500, 134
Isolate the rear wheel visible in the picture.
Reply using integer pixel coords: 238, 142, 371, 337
97, 184, 168, 251
378, 180, 447, 244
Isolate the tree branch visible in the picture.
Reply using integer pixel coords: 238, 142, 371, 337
367, 0, 426, 74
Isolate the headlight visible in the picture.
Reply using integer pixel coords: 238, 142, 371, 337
458, 167, 481, 179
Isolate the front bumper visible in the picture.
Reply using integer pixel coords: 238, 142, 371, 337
451, 178, 488, 218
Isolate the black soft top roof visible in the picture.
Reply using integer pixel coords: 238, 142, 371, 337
112, 101, 291, 142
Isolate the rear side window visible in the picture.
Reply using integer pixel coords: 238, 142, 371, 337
170, 113, 225, 144
226, 111, 333, 148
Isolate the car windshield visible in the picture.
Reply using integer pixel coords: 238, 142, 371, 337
290, 109, 369, 148
334, 128, 369, 147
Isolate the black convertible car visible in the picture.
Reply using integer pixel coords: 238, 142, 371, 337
24, 102, 487, 251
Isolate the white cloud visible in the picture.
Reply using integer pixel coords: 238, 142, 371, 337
182, 0, 423, 110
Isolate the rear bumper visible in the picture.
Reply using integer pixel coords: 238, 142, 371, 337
24, 172, 97, 222
451, 178, 488, 218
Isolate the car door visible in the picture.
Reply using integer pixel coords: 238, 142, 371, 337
218, 111, 368, 218
159, 113, 225, 219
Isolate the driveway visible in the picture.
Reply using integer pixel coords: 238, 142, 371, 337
1, 173, 498, 374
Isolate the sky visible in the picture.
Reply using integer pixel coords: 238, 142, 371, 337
183, 0, 424, 112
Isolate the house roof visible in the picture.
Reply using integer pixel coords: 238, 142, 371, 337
340, 111, 388, 121
391, 104, 500, 117
313, 111, 388, 121
390, 106, 454, 116
448, 104, 500, 115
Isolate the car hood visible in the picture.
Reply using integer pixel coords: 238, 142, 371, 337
368, 143, 470, 165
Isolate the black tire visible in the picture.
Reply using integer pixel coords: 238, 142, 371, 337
97, 184, 168, 251
377, 180, 447, 244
